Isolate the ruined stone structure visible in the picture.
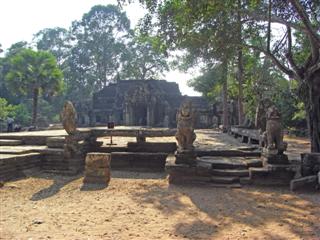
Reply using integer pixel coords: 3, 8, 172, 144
92, 80, 214, 128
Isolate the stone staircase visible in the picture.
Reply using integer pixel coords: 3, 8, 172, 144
0, 139, 23, 146
166, 151, 263, 187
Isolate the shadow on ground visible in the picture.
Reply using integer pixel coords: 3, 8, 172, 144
130, 182, 320, 239
30, 173, 82, 201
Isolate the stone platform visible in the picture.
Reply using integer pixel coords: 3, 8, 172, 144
166, 154, 263, 186
0, 153, 42, 181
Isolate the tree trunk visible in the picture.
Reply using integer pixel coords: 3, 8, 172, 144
32, 88, 39, 126
237, 49, 244, 125
237, 0, 244, 125
306, 80, 320, 152
222, 60, 229, 131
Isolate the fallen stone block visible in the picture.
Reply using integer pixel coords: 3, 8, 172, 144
290, 175, 318, 191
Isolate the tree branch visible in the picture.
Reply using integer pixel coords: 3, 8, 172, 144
242, 10, 307, 33
288, 0, 320, 47
285, 25, 302, 78
244, 43, 295, 78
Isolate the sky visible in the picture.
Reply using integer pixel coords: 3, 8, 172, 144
0, 0, 201, 96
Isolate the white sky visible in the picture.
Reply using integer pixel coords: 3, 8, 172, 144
0, 0, 201, 96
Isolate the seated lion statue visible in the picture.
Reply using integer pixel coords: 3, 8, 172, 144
265, 105, 286, 153
175, 101, 196, 151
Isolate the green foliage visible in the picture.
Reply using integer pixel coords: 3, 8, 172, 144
5, 48, 64, 97
68, 4, 131, 97
5, 48, 64, 124
121, 33, 169, 80
0, 97, 16, 120
0, 98, 31, 125
188, 65, 224, 101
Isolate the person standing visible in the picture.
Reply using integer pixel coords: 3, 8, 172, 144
7, 116, 14, 132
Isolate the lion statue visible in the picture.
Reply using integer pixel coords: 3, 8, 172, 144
175, 100, 196, 151
61, 101, 77, 135
265, 105, 286, 153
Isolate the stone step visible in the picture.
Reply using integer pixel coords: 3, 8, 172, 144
211, 169, 249, 177
0, 139, 23, 146
199, 157, 248, 170
0, 145, 47, 155
196, 149, 260, 157
210, 176, 239, 184
127, 142, 177, 153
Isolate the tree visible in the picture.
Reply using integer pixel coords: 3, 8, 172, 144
121, 35, 169, 80
69, 5, 131, 97
33, 27, 70, 66
5, 49, 64, 125
122, 0, 320, 152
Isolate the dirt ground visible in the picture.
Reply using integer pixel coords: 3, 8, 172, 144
0, 130, 319, 240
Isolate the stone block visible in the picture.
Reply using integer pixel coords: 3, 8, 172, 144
110, 152, 167, 170
196, 150, 261, 157
46, 137, 65, 148
85, 167, 110, 177
301, 153, 320, 176
85, 153, 111, 168
127, 142, 177, 153
262, 153, 289, 165
211, 169, 249, 177
175, 151, 197, 165
290, 175, 318, 191
83, 175, 110, 184
210, 176, 239, 184
0, 139, 23, 146
249, 166, 296, 186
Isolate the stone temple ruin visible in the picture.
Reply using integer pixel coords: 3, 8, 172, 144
79, 80, 215, 128
0, 82, 319, 191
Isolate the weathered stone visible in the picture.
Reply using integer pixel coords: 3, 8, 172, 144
83, 152, 111, 185
127, 142, 177, 153
92, 80, 214, 128
85, 168, 110, 177
0, 139, 23, 146
196, 149, 261, 157
175, 100, 196, 152
198, 157, 247, 169
83, 175, 110, 184
249, 167, 296, 186
210, 176, 239, 184
211, 169, 249, 177
61, 101, 77, 135
85, 152, 111, 168
175, 151, 197, 165
290, 175, 318, 191
245, 159, 263, 168
265, 105, 287, 153
111, 152, 167, 170
301, 153, 320, 176
46, 137, 65, 148
262, 153, 289, 165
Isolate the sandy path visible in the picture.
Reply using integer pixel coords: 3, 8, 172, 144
1, 170, 319, 240
0, 130, 318, 239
